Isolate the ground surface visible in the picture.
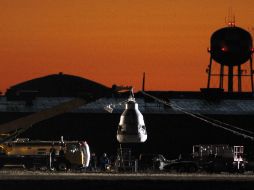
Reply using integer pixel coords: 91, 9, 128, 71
1, 169, 254, 190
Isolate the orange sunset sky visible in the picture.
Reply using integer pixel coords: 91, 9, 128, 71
1, 0, 254, 93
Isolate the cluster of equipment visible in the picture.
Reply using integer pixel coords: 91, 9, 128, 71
0, 85, 147, 171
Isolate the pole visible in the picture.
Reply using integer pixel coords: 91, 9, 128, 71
238, 65, 242, 92
228, 66, 234, 92
250, 57, 254, 93
207, 56, 213, 88
219, 65, 224, 89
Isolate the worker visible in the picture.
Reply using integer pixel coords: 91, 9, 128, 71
59, 147, 65, 161
89, 153, 98, 171
100, 153, 110, 171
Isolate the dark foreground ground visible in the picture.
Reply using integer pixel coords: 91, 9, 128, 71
2, 170, 254, 190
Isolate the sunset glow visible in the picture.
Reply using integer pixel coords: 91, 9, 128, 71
1, 0, 254, 92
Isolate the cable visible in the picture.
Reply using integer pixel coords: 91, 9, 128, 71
142, 91, 254, 141
170, 103, 254, 135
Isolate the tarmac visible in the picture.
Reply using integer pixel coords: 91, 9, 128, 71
1, 169, 254, 190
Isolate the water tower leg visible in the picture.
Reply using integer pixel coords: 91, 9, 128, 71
250, 57, 254, 93
219, 65, 224, 89
207, 56, 213, 88
228, 66, 234, 92
238, 65, 242, 92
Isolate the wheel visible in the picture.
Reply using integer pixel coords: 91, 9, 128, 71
188, 165, 197, 173
167, 165, 177, 173
57, 162, 67, 171
177, 166, 186, 173
25, 164, 36, 171
39, 166, 48, 171
153, 161, 161, 170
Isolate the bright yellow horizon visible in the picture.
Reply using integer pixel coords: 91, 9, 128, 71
1, 0, 254, 93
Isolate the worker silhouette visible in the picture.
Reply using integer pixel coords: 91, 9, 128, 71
89, 153, 98, 171
59, 148, 65, 161
100, 153, 110, 171
49, 146, 56, 170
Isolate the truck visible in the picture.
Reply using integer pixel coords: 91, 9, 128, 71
0, 137, 90, 171
192, 144, 245, 173
139, 144, 245, 173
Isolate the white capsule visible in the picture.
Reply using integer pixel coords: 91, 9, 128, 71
117, 98, 147, 143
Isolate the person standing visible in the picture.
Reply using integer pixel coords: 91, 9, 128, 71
100, 153, 110, 171
89, 153, 98, 171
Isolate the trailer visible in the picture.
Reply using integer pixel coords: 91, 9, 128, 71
192, 144, 245, 173
138, 144, 245, 173
0, 137, 90, 171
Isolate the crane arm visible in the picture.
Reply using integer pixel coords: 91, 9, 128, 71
0, 98, 91, 135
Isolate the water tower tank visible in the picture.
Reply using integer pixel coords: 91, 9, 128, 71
210, 26, 253, 66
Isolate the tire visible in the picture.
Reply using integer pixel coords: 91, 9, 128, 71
25, 164, 36, 171
153, 161, 161, 170
57, 162, 67, 171
188, 165, 197, 173
39, 166, 48, 171
166, 165, 177, 173
177, 166, 186, 173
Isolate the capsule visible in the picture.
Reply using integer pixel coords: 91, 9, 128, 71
117, 98, 147, 143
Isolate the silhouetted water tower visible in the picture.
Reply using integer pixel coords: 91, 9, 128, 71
207, 24, 254, 92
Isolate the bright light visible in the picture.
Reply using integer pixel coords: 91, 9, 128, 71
221, 47, 227, 52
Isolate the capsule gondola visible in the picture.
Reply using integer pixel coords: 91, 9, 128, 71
117, 96, 147, 143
